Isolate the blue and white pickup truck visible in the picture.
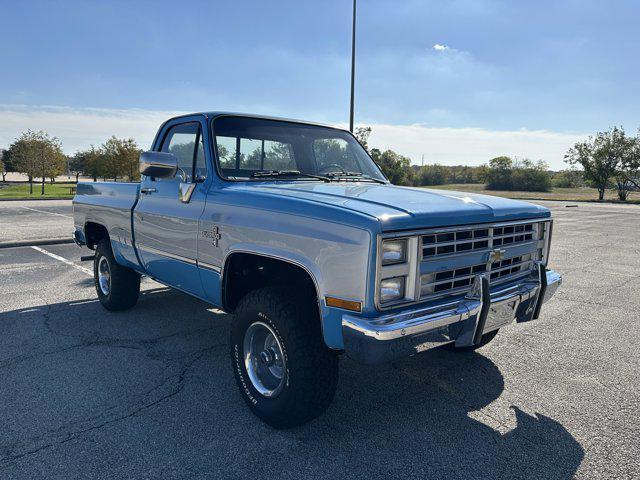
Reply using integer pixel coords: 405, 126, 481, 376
73, 113, 561, 428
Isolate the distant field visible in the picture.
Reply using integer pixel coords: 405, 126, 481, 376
424, 184, 640, 203
2, 180, 638, 203
0, 182, 76, 199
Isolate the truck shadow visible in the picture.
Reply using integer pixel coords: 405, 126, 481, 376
0, 287, 584, 479
318, 350, 585, 479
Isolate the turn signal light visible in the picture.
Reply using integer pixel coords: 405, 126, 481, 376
325, 296, 362, 312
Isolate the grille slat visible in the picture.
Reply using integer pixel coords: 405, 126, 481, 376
422, 222, 536, 259
419, 221, 542, 299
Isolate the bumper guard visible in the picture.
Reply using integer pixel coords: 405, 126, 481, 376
342, 263, 562, 364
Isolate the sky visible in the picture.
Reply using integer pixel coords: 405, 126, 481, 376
1, 0, 639, 170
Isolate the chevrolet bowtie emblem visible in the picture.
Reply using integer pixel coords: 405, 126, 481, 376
488, 248, 507, 263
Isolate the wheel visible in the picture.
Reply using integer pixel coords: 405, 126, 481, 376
449, 329, 499, 352
94, 238, 140, 311
230, 286, 339, 429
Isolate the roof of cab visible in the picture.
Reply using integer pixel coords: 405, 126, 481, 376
165, 111, 343, 130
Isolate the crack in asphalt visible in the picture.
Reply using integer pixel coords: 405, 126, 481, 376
0, 298, 230, 469
0, 343, 223, 469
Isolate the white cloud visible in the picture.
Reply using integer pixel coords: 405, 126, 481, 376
0, 104, 586, 170
432, 44, 450, 51
0, 104, 184, 153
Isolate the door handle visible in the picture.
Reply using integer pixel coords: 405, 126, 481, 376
140, 187, 157, 194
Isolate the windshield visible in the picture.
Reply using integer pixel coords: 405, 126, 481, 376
211, 116, 387, 182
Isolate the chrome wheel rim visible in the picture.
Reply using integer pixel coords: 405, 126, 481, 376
97, 256, 111, 296
243, 321, 286, 397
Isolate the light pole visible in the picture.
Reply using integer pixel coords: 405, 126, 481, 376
349, 0, 356, 132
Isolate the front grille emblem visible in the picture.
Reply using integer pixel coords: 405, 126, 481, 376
489, 248, 507, 263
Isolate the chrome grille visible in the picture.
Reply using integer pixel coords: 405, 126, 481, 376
422, 223, 534, 258
419, 220, 546, 300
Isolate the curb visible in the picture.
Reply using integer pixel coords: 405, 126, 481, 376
0, 238, 75, 249
0, 197, 73, 202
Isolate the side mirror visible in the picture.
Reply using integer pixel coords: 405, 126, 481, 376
139, 151, 178, 179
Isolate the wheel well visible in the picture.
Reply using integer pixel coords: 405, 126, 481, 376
84, 222, 109, 249
222, 253, 318, 312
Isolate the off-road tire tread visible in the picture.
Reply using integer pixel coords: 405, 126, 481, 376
231, 286, 338, 429
94, 239, 140, 311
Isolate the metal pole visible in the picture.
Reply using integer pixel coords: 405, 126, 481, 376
349, 0, 356, 132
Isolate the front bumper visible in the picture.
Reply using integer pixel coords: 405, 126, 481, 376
342, 264, 562, 364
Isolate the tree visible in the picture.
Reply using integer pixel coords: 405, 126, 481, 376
0, 150, 6, 182
1, 147, 17, 180
7, 134, 35, 193
48, 151, 67, 184
102, 136, 141, 181
484, 156, 551, 192
616, 131, 640, 200
416, 164, 449, 186
565, 127, 628, 201
370, 148, 411, 185
552, 169, 584, 188
510, 159, 551, 192
75, 146, 105, 182
354, 126, 372, 151
68, 152, 86, 182
6, 130, 65, 195
485, 156, 513, 190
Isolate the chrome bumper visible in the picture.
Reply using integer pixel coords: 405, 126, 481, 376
342, 264, 562, 365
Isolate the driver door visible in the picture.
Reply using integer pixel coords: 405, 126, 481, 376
134, 119, 208, 298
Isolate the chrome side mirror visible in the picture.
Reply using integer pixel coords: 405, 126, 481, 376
139, 151, 178, 179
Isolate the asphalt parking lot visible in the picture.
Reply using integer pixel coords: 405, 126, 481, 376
0, 200, 72, 244
0, 201, 638, 479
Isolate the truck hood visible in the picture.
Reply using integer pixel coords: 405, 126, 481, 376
232, 182, 550, 231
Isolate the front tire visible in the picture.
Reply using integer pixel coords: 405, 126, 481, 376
230, 286, 338, 429
94, 239, 140, 311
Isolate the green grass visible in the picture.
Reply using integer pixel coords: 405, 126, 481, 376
3, 180, 638, 204
423, 183, 640, 204
0, 182, 76, 199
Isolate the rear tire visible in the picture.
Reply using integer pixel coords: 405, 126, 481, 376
94, 239, 140, 311
230, 286, 338, 429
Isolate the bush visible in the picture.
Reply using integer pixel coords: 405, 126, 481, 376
485, 156, 514, 190
417, 164, 448, 186
552, 170, 584, 188
370, 148, 412, 185
408, 164, 486, 187
485, 157, 551, 192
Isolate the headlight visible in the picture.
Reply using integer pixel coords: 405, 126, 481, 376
381, 239, 407, 265
379, 276, 406, 303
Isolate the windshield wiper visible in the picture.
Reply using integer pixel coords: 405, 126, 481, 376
325, 171, 387, 184
251, 170, 330, 182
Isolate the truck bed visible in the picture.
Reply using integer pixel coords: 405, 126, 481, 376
72, 181, 141, 268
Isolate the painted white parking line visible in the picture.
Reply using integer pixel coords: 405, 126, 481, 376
21, 206, 73, 218
30, 246, 93, 276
